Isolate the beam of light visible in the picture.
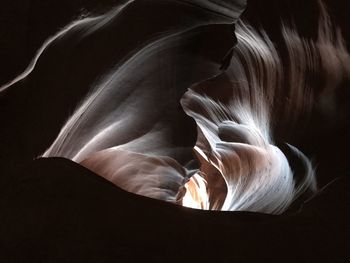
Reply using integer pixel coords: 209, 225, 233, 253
182, 173, 210, 209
